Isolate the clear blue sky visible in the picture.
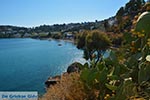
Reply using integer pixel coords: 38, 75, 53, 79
0, 0, 129, 27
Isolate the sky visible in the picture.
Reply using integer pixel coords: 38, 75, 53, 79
0, 0, 129, 27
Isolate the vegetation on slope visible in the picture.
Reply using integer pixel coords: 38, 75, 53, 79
40, 72, 96, 100
41, 1, 150, 100
77, 2, 150, 100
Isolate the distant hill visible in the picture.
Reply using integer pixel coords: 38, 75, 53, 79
0, 21, 105, 38
0, 0, 147, 38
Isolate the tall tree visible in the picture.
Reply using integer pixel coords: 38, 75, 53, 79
77, 30, 111, 67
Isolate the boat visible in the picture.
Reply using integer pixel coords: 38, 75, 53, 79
58, 43, 62, 46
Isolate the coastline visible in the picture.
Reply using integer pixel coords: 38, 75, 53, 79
0, 38, 84, 97
42, 37, 75, 43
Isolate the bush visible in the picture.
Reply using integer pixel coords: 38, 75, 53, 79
40, 72, 96, 100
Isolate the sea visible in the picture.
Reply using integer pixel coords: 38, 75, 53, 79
0, 38, 85, 95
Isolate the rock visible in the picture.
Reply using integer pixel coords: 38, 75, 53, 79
67, 62, 82, 73
45, 80, 57, 87
45, 62, 83, 88
45, 75, 61, 88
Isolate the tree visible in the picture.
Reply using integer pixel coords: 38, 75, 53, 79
77, 30, 88, 49
51, 33, 62, 39
125, 0, 145, 14
116, 7, 124, 17
77, 30, 111, 67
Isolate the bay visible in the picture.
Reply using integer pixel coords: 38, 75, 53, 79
0, 38, 85, 95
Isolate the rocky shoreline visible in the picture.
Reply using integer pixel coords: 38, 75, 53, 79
44, 62, 82, 89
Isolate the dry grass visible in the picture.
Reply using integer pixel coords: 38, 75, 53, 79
40, 72, 93, 100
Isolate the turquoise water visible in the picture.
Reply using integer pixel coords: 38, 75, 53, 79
0, 38, 85, 94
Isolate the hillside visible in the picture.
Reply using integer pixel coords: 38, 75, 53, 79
0, 0, 147, 39
0, 21, 105, 38
40, 0, 150, 100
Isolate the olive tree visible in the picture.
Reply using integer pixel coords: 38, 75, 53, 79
77, 30, 111, 67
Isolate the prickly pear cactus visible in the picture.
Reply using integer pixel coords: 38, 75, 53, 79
135, 11, 150, 37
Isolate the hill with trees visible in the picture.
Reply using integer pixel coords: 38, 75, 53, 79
0, 21, 105, 38
41, 0, 150, 100
0, 0, 148, 40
